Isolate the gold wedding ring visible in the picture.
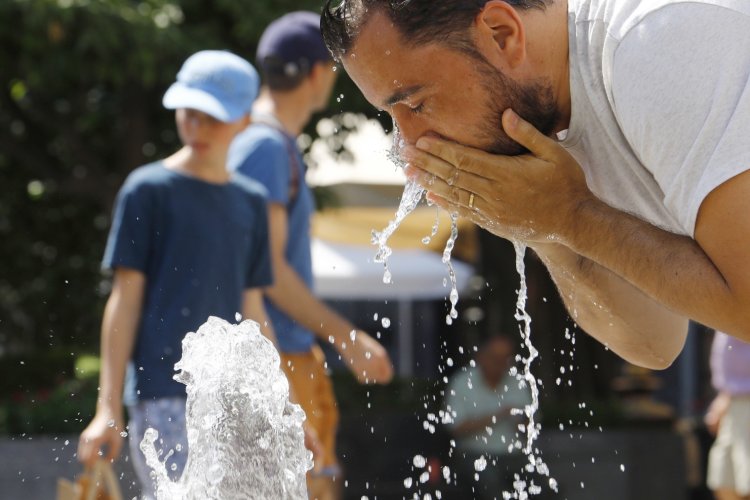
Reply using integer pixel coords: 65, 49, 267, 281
468, 193, 475, 209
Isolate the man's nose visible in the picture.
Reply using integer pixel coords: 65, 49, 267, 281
391, 107, 429, 146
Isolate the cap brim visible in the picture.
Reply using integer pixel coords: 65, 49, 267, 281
162, 83, 241, 122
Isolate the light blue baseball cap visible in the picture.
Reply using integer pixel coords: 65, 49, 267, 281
163, 50, 260, 122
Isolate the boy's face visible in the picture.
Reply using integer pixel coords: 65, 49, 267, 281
175, 108, 248, 159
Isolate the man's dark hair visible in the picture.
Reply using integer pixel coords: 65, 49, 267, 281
321, 0, 551, 62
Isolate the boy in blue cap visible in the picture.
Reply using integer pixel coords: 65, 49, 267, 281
77, 50, 274, 499
228, 11, 393, 500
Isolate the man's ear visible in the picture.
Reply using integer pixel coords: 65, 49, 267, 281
474, 0, 526, 69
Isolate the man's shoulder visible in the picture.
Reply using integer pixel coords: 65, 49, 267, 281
570, 0, 748, 36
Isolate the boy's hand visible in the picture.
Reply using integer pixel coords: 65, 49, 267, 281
302, 423, 323, 469
77, 411, 125, 466
333, 329, 393, 384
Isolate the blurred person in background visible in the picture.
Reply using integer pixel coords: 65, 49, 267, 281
444, 335, 531, 499
704, 331, 750, 500
77, 50, 275, 499
228, 12, 393, 500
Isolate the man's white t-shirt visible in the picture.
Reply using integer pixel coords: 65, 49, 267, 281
563, 0, 750, 236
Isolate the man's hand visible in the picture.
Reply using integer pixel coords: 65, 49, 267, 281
77, 410, 125, 466
403, 108, 594, 245
331, 329, 393, 384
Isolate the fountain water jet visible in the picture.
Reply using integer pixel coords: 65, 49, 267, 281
140, 316, 312, 499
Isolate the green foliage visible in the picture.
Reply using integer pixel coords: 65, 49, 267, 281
0, 374, 99, 435
0, 0, 378, 360
0, 0, 389, 434
0, 351, 99, 435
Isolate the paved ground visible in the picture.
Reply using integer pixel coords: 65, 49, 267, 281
0, 427, 690, 500
0, 435, 140, 499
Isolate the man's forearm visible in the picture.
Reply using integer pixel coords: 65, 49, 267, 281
534, 197, 744, 367
533, 241, 688, 368
568, 199, 744, 329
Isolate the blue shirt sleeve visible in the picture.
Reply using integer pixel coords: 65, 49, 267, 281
102, 177, 152, 273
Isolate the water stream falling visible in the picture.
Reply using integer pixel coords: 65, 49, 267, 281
506, 242, 556, 498
369, 126, 555, 497
371, 129, 460, 324
140, 316, 311, 499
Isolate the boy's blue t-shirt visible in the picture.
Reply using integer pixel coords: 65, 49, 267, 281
103, 162, 273, 403
228, 124, 316, 353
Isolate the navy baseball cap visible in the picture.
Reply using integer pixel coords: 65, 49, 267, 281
256, 11, 332, 80
162, 50, 260, 122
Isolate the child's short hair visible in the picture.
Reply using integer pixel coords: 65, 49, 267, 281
162, 50, 259, 122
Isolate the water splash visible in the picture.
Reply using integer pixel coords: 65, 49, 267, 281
507, 242, 555, 498
371, 127, 461, 324
441, 213, 460, 324
140, 316, 311, 499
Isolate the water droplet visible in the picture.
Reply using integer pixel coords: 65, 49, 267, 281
549, 478, 559, 492
381, 317, 391, 328
412, 455, 426, 468
474, 455, 487, 472
442, 466, 451, 480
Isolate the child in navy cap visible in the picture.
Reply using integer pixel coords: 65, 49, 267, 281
78, 50, 276, 499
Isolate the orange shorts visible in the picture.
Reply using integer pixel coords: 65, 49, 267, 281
280, 344, 340, 474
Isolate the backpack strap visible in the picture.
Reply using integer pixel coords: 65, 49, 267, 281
252, 114, 303, 209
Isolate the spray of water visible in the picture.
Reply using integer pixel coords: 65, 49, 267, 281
371, 127, 460, 324
506, 242, 556, 498
369, 125, 553, 497
140, 316, 312, 499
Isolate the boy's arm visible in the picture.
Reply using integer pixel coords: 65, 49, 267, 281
78, 267, 144, 465
263, 203, 393, 385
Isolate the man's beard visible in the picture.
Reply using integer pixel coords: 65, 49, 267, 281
474, 58, 560, 156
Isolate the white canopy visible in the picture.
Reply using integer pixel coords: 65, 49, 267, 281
312, 238, 473, 301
